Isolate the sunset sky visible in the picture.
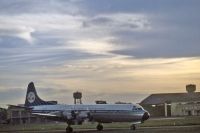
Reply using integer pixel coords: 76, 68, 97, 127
0, 0, 200, 106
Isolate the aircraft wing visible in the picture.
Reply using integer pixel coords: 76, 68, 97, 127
32, 113, 58, 117
32, 111, 68, 122
32, 110, 91, 124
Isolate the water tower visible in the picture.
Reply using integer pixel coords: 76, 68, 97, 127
73, 91, 82, 104
186, 84, 196, 93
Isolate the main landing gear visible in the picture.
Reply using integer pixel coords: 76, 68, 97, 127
66, 125, 73, 133
96, 123, 136, 131
130, 124, 136, 130
96, 123, 103, 131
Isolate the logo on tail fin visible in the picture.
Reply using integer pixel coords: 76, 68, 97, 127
27, 92, 35, 103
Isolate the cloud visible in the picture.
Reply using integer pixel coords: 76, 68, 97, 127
65, 38, 123, 55
1, 12, 149, 58
0, 26, 35, 43
0, 0, 81, 15
0, 14, 83, 33
82, 13, 151, 32
27, 56, 200, 95
0, 88, 25, 105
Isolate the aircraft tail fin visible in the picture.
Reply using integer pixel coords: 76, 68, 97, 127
25, 82, 56, 107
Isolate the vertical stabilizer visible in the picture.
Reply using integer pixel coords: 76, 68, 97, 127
25, 82, 56, 106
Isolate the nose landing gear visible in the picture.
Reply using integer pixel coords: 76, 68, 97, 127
66, 125, 73, 133
130, 124, 136, 130
96, 123, 103, 131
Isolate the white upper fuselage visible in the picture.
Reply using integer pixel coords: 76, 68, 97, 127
32, 103, 145, 113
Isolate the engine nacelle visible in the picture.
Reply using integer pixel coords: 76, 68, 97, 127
62, 111, 73, 119
62, 111, 91, 124
77, 111, 89, 119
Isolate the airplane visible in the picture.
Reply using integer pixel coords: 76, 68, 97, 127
23, 82, 150, 133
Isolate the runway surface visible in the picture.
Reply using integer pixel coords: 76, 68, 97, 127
4, 125, 200, 133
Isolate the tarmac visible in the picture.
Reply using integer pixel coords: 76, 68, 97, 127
2, 125, 200, 133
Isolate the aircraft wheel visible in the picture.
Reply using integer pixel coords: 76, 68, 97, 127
96, 123, 103, 131
130, 124, 136, 130
66, 126, 73, 133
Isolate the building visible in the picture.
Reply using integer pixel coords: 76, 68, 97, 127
7, 105, 51, 125
7, 100, 57, 124
0, 107, 7, 124
96, 100, 107, 104
140, 84, 200, 117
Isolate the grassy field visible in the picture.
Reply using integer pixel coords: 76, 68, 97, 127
0, 116, 200, 132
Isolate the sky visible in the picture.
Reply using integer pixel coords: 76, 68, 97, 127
0, 0, 200, 106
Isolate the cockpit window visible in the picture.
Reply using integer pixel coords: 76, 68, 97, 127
132, 106, 143, 111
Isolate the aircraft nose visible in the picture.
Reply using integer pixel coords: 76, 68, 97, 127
142, 112, 150, 122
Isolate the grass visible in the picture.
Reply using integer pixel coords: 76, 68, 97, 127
141, 116, 200, 127
0, 116, 200, 132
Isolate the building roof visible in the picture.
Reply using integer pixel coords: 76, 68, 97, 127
140, 92, 200, 105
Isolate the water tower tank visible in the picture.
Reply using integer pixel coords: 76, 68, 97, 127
73, 92, 82, 99
73, 91, 82, 104
186, 84, 196, 93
